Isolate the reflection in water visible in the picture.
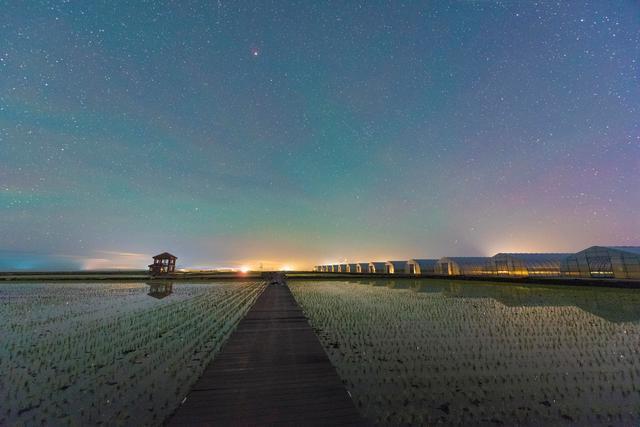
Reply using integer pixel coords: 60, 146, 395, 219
291, 280, 640, 426
384, 280, 411, 290
370, 278, 640, 323
146, 281, 174, 299
1, 281, 265, 426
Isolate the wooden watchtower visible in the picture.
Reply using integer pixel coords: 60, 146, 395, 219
149, 252, 177, 276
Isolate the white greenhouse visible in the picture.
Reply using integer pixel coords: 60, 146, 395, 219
347, 263, 359, 273
435, 257, 491, 276
560, 246, 640, 279
385, 261, 407, 274
488, 253, 571, 277
406, 259, 438, 275
368, 262, 386, 274
357, 263, 370, 273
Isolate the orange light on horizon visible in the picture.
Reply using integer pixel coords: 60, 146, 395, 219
239, 266, 250, 273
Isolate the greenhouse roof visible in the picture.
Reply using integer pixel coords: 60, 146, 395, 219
386, 260, 407, 267
409, 259, 438, 267
441, 257, 490, 266
603, 246, 640, 255
494, 253, 572, 262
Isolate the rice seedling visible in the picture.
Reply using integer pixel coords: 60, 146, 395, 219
0, 281, 265, 425
290, 280, 640, 426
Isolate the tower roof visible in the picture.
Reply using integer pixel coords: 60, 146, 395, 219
152, 252, 177, 260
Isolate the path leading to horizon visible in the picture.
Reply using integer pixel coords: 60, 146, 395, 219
168, 282, 365, 426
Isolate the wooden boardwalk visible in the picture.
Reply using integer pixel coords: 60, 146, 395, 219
168, 283, 366, 426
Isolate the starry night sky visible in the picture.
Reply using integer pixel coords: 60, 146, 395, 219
1, 1, 639, 270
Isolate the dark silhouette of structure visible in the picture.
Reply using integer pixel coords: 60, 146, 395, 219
147, 281, 174, 299
149, 252, 177, 275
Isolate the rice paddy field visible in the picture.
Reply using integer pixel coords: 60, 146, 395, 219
290, 279, 640, 426
0, 280, 265, 426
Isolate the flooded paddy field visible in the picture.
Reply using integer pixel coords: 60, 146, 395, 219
0, 281, 265, 426
290, 279, 640, 426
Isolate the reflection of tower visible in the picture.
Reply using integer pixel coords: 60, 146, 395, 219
147, 282, 174, 299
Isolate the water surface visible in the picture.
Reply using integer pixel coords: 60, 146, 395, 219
0, 281, 264, 426
290, 279, 640, 426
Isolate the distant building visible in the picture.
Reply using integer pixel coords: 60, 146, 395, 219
368, 262, 386, 274
385, 260, 407, 274
357, 263, 369, 273
316, 246, 640, 280
149, 252, 177, 275
488, 253, 571, 277
560, 246, 640, 279
435, 257, 490, 276
406, 259, 438, 275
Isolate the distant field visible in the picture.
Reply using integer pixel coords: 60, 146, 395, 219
0, 281, 265, 425
291, 280, 640, 425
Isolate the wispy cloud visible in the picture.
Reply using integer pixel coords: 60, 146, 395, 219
0, 249, 149, 271
94, 250, 149, 258
0, 250, 82, 271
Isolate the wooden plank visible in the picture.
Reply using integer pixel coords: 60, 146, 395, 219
167, 283, 367, 426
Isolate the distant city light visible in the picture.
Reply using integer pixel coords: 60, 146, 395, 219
280, 265, 293, 271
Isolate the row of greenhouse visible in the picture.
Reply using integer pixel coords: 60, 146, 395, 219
314, 246, 640, 280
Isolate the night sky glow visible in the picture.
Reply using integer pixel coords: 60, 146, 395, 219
1, 1, 639, 270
